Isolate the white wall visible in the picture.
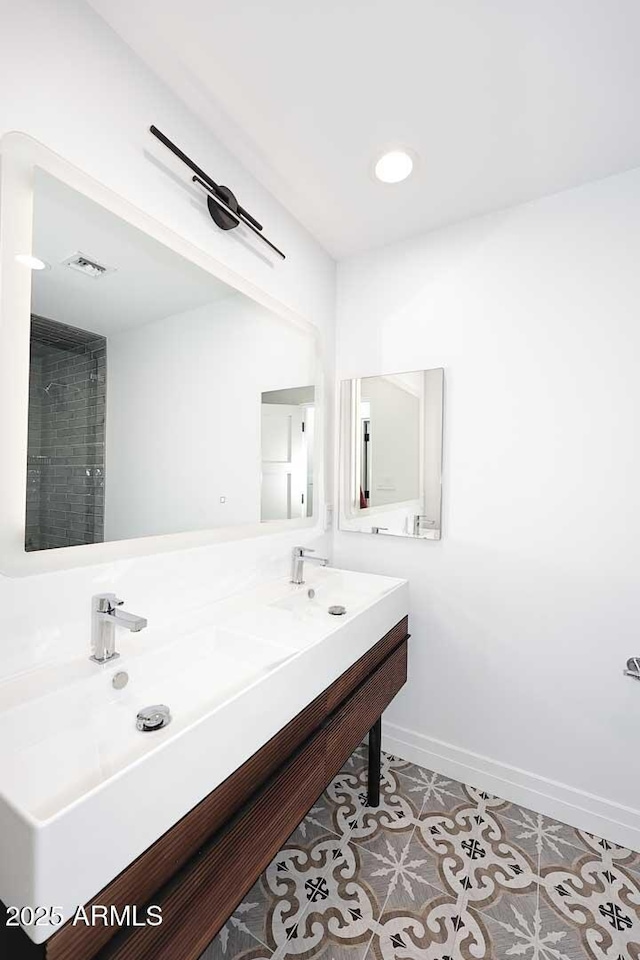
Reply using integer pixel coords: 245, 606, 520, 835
105, 294, 315, 540
334, 167, 640, 843
0, 0, 334, 679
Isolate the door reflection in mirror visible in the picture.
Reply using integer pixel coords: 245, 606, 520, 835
261, 386, 315, 521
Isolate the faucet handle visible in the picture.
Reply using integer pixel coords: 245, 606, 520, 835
93, 593, 125, 613
293, 545, 314, 557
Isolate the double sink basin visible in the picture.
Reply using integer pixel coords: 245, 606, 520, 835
0, 565, 408, 944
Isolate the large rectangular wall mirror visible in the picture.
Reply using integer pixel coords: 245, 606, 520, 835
339, 369, 443, 539
0, 137, 320, 573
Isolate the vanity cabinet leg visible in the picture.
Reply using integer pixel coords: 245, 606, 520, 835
367, 716, 382, 806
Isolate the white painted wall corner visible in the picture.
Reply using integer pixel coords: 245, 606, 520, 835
383, 720, 640, 853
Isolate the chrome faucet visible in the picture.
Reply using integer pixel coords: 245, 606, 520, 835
413, 514, 435, 536
90, 593, 148, 664
291, 546, 329, 585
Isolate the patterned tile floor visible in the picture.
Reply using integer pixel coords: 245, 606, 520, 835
199, 745, 640, 960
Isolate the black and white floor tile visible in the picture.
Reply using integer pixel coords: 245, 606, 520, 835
199, 747, 640, 960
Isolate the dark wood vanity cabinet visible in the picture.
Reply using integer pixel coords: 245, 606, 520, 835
1, 616, 409, 960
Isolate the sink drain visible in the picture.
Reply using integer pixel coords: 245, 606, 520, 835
137, 704, 172, 732
328, 605, 347, 616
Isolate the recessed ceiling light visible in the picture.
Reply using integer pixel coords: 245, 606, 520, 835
15, 254, 48, 270
374, 150, 414, 184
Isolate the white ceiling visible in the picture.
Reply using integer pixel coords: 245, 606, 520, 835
88, 0, 640, 258
32, 170, 231, 335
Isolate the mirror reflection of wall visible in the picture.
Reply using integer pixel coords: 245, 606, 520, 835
260, 386, 315, 521
340, 368, 443, 540
359, 373, 422, 509
24, 170, 316, 551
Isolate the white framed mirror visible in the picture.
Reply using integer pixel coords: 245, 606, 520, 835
0, 135, 323, 575
339, 368, 443, 539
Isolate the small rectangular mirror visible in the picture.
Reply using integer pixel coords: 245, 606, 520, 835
339, 369, 443, 539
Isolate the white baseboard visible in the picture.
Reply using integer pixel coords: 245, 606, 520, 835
382, 721, 640, 853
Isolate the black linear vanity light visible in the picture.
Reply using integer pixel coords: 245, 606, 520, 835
149, 125, 286, 260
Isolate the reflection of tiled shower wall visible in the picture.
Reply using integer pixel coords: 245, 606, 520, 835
26, 316, 106, 552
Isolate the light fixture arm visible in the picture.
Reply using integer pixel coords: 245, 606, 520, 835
149, 125, 285, 260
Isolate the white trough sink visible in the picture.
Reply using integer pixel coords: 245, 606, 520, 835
272, 569, 391, 621
0, 566, 408, 944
